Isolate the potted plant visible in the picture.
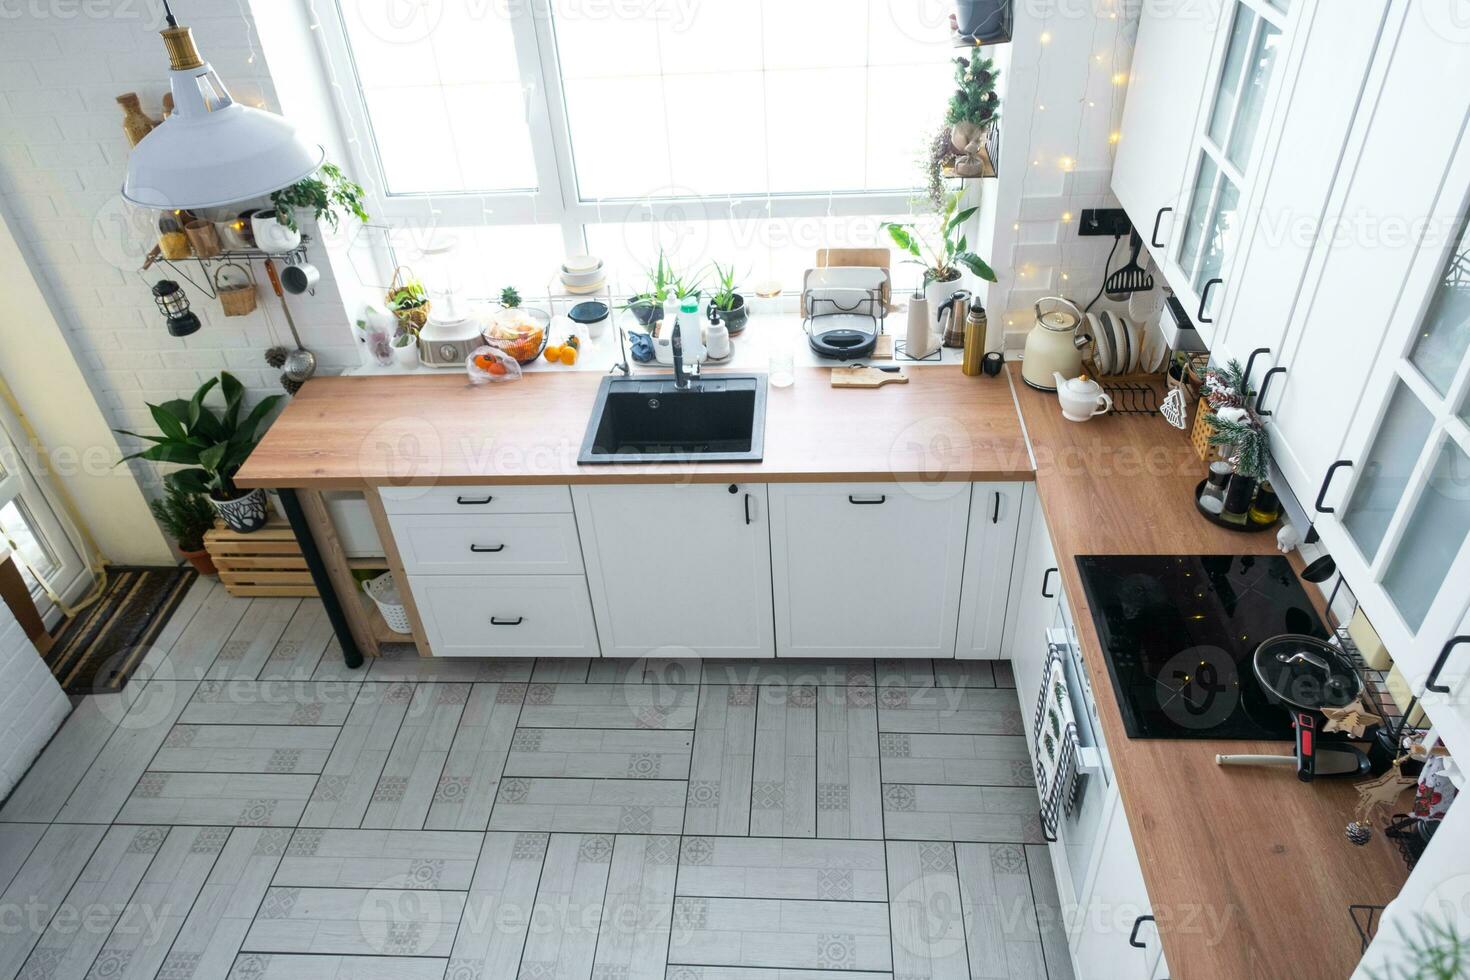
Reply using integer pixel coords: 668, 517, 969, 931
254, 161, 370, 253
706, 261, 748, 334
391, 327, 420, 370
386, 272, 431, 331
148, 483, 218, 576
666, 272, 704, 327
623, 251, 678, 328
882, 188, 996, 316
499, 286, 522, 309
115, 372, 283, 534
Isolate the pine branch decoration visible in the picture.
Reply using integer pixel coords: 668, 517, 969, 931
946, 52, 1001, 128
1209, 414, 1272, 479
1203, 358, 1250, 410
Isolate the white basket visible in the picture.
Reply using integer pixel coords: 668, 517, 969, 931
363, 572, 412, 635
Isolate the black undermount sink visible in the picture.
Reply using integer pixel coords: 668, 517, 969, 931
578, 374, 767, 464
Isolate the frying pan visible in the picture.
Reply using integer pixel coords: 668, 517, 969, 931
1253, 635, 1363, 782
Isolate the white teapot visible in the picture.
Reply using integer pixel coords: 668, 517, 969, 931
1054, 372, 1113, 422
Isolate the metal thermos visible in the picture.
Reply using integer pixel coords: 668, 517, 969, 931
940, 290, 971, 348
962, 305, 987, 376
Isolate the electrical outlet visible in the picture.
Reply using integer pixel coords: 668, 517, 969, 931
1078, 208, 1132, 237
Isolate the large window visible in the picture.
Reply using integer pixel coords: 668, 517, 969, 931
323, 0, 966, 293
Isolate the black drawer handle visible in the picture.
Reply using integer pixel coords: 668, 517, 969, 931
1150, 207, 1172, 249
991, 491, 1001, 524
1256, 366, 1286, 417
1426, 635, 1469, 694
1041, 567, 1058, 598
1314, 460, 1354, 514
490, 616, 523, 626
744, 492, 753, 525
848, 495, 886, 505
1197, 277, 1223, 324
1243, 347, 1270, 392
469, 543, 506, 553
456, 495, 494, 505
1129, 914, 1155, 949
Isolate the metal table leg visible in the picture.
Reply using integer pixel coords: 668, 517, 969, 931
277, 487, 364, 669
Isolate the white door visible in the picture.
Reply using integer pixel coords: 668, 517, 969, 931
1070, 794, 1159, 980
1110, 0, 1224, 267
1005, 504, 1059, 708
956, 482, 1028, 660
573, 483, 775, 658
768, 483, 969, 659
0, 411, 87, 624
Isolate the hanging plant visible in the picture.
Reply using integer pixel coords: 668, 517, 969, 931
946, 51, 1001, 129
269, 162, 369, 233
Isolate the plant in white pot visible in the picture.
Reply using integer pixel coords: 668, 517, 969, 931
116, 372, 283, 534
253, 162, 369, 253
882, 189, 996, 317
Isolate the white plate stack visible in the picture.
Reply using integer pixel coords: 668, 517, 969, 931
559, 255, 606, 295
1083, 310, 1169, 376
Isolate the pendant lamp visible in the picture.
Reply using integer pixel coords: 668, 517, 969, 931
121, 1, 323, 211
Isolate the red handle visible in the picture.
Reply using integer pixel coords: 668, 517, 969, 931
1294, 712, 1316, 783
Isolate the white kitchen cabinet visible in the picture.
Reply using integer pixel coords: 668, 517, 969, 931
956, 482, 1029, 659
767, 482, 970, 659
387, 513, 584, 576
1070, 794, 1160, 980
1110, 0, 1224, 267
1006, 501, 1059, 708
414, 575, 599, 657
573, 483, 775, 658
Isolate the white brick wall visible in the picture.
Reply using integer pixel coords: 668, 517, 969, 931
0, 606, 70, 801
0, 0, 362, 499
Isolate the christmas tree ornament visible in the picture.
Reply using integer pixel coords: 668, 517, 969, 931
1345, 821, 1373, 845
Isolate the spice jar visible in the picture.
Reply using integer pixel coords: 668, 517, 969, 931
1249, 480, 1282, 526
1199, 460, 1231, 516
157, 209, 195, 260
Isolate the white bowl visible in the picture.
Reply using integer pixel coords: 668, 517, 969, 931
560, 267, 606, 287
561, 277, 607, 295
561, 255, 602, 275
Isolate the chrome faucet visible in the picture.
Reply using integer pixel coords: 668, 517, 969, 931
671, 320, 698, 390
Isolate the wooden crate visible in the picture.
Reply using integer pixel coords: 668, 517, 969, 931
204, 520, 318, 597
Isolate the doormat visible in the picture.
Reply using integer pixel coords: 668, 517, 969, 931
44, 566, 198, 695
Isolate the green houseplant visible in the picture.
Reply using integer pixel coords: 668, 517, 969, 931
706, 261, 748, 334
149, 484, 218, 576
883, 189, 996, 319
116, 372, 283, 534
268, 162, 369, 234
624, 250, 678, 327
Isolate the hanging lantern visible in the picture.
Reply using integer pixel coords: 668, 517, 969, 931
151, 279, 201, 337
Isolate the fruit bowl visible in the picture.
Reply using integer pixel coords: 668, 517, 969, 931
483, 307, 550, 365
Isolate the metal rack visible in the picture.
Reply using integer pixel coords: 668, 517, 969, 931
1100, 381, 1161, 416
138, 235, 313, 300
1349, 904, 1384, 952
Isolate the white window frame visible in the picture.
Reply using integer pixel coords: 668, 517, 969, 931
312, 0, 931, 284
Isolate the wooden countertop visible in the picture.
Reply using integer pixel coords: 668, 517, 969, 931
236, 367, 1035, 489
1010, 364, 1406, 980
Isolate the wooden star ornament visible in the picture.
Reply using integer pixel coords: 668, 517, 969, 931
1321, 699, 1383, 739
1352, 769, 1417, 827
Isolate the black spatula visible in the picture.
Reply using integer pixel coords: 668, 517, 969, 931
1104, 230, 1155, 298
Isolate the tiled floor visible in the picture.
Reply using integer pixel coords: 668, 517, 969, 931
0, 580, 1073, 980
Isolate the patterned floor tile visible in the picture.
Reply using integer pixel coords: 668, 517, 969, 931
116, 772, 316, 826
684, 686, 757, 836
875, 687, 1024, 736
816, 686, 882, 840
487, 777, 686, 834
242, 886, 465, 957
151, 725, 337, 774
517, 683, 697, 730
957, 842, 1047, 979
362, 683, 469, 829
424, 683, 523, 832
666, 896, 891, 972
880, 784, 1043, 843
887, 840, 970, 980
516, 834, 614, 979
751, 685, 817, 837
676, 837, 886, 901
301, 683, 414, 829
504, 727, 692, 779
449, 832, 547, 978
878, 733, 1033, 787
274, 829, 483, 890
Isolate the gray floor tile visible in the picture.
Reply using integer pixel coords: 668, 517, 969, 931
151, 725, 338, 774
640, 658, 700, 687
663, 970, 893, 979
532, 658, 591, 683
362, 684, 469, 830
0, 823, 106, 979
0, 823, 45, 893
881, 784, 1043, 843
684, 686, 756, 836
667, 896, 891, 972
517, 834, 614, 979
179, 678, 359, 727
505, 727, 692, 779
876, 687, 1024, 736
117, 772, 316, 826
592, 834, 680, 980
934, 661, 999, 688
887, 841, 970, 980
301, 683, 414, 829
817, 687, 883, 840
449, 832, 547, 979
994, 661, 1016, 689
1026, 844, 1075, 980
702, 660, 876, 688
274, 829, 482, 890
154, 828, 290, 980
147, 583, 253, 681
518, 683, 698, 729
676, 837, 886, 901
0, 686, 144, 823
488, 777, 686, 834
751, 686, 817, 837
424, 683, 523, 832
257, 600, 338, 681
957, 843, 1047, 980
205, 598, 301, 681
227, 954, 447, 979
877, 659, 936, 688
242, 886, 465, 957
879, 733, 1033, 787
366, 652, 533, 684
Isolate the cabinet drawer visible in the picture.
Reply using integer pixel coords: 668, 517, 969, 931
388, 513, 584, 575
378, 484, 572, 516
415, 575, 599, 657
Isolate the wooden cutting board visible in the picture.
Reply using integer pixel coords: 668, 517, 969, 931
831, 366, 909, 388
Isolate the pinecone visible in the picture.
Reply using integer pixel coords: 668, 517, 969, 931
1345, 821, 1373, 846
279, 372, 303, 395
264, 346, 288, 369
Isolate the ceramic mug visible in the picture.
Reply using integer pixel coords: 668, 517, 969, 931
281, 262, 321, 295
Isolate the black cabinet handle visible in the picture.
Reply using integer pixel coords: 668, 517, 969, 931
1256, 366, 1286, 417
1129, 915, 1156, 949
1041, 567, 1058, 598
490, 616, 523, 626
1243, 347, 1270, 392
1150, 207, 1172, 249
1426, 636, 1469, 694
1197, 277, 1223, 324
744, 493, 753, 525
1039, 810, 1057, 843
992, 492, 1001, 525
848, 495, 887, 505
469, 543, 506, 553
456, 495, 493, 505
1314, 460, 1354, 514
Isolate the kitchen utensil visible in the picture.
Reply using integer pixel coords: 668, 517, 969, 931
1253, 634, 1365, 782
803, 266, 887, 361
1103, 230, 1155, 296
1301, 553, 1337, 583
904, 288, 935, 359
281, 262, 320, 295
1021, 296, 1091, 391
1127, 279, 1164, 322
1160, 294, 1208, 352
1054, 373, 1113, 421
938, 290, 971, 348
1215, 747, 1371, 776
962, 306, 987, 376
568, 300, 609, 338
264, 257, 316, 384
832, 366, 909, 388
1085, 312, 1111, 376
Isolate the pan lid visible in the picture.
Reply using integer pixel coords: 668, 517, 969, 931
1253, 634, 1362, 711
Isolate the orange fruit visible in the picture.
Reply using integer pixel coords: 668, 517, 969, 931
560, 346, 577, 365
487, 360, 507, 376
545, 344, 562, 363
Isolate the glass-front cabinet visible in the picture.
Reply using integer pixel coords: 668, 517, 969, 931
1166, 0, 1295, 342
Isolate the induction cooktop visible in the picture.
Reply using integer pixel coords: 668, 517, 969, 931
1075, 555, 1330, 740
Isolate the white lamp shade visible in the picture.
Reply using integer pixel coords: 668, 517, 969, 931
122, 64, 323, 211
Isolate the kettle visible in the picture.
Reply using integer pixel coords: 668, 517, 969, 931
1021, 296, 1092, 390
1054, 373, 1113, 422
938, 290, 971, 348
